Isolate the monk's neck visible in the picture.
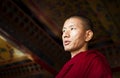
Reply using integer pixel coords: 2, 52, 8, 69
71, 47, 88, 58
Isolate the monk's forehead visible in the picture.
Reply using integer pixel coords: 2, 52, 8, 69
64, 17, 84, 26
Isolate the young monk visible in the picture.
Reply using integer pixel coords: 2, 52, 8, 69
56, 15, 112, 78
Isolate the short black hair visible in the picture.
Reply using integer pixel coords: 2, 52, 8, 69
67, 15, 94, 32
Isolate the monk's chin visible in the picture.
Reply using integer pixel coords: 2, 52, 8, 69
64, 48, 72, 52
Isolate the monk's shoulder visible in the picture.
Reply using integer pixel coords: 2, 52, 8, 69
85, 50, 105, 62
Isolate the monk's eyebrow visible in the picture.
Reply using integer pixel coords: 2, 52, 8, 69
62, 25, 74, 29
69, 25, 74, 27
62, 27, 66, 30
63, 27, 66, 29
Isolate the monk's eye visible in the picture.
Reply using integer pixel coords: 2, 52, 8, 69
62, 29, 65, 32
71, 28, 76, 30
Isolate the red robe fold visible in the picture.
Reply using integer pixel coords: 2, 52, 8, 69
56, 50, 112, 78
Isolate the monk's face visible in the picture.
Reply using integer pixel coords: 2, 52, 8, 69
62, 17, 89, 53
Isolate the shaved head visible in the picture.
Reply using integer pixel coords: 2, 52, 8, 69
66, 15, 94, 32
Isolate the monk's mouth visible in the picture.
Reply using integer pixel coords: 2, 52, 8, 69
64, 41, 71, 46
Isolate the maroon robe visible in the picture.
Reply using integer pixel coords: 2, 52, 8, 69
56, 50, 112, 78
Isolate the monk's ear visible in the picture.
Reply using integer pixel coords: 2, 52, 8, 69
85, 30, 93, 42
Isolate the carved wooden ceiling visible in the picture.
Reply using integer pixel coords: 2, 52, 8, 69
21, 0, 120, 42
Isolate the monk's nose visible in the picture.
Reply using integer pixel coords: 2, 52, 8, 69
63, 30, 70, 38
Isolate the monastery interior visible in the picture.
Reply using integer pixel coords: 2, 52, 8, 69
0, 0, 120, 78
